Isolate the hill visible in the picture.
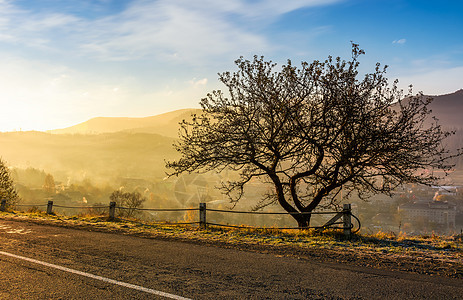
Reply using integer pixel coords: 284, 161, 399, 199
0, 131, 177, 182
396, 90, 463, 169
48, 108, 202, 138
424, 89, 463, 129
2, 90, 462, 186
48, 91, 463, 137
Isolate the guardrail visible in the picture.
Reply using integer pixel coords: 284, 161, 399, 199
1, 199, 361, 237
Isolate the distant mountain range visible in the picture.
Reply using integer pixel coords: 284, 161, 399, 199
423, 89, 463, 129
48, 108, 202, 138
1, 109, 199, 184
1, 90, 462, 185
48, 90, 463, 137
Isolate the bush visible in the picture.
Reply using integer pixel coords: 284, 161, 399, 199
0, 158, 19, 210
109, 190, 146, 218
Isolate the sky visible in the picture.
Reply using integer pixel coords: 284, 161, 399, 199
0, 0, 462, 132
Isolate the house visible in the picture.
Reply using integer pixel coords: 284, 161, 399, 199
398, 200, 456, 230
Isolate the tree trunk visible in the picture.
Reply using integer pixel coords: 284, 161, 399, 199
293, 212, 311, 228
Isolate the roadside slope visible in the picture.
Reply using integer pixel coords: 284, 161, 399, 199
1, 211, 462, 279
1, 218, 462, 299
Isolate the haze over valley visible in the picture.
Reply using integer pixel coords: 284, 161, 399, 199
1, 2, 463, 298
1, 90, 462, 231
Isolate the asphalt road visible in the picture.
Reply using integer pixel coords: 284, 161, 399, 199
0, 219, 462, 299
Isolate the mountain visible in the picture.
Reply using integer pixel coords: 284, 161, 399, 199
48, 108, 202, 138
2, 109, 198, 185
47, 90, 463, 137
0, 131, 177, 182
393, 89, 463, 129
2, 90, 462, 185
49, 90, 463, 137
425, 89, 463, 129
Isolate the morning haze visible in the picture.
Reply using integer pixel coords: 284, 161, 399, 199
1, 1, 463, 298
2, 89, 463, 231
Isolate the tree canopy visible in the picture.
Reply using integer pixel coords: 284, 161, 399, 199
0, 158, 19, 209
167, 44, 459, 227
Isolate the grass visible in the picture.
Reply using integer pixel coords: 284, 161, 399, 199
1, 209, 462, 278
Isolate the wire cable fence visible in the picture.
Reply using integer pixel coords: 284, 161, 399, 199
53, 204, 107, 209
204, 204, 360, 233
118, 207, 199, 212
206, 208, 341, 215
1, 199, 361, 236
14, 204, 48, 207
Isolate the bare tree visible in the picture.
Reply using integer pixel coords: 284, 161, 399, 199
167, 44, 460, 228
110, 190, 146, 218
0, 158, 19, 209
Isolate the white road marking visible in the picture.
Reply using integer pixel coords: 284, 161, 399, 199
0, 250, 191, 300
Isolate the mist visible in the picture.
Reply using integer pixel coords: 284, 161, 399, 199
2, 103, 463, 233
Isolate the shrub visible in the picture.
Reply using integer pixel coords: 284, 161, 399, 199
0, 158, 19, 210
109, 190, 146, 218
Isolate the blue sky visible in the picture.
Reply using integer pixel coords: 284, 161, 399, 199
0, 0, 462, 131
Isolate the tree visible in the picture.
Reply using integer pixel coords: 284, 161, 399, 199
109, 190, 146, 218
0, 158, 19, 209
167, 44, 459, 228
43, 173, 56, 194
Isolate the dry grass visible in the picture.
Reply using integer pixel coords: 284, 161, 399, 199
1, 210, 462, 278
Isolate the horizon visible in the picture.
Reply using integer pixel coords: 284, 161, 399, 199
1, 88, 462, 134
0, 0, 462, 132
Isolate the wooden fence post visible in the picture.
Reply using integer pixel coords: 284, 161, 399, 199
109, 201, 116, 220
46, 201, 54, 214
343, 204, 352, 238
199, 202, 206, 229
0, 199, 6, 212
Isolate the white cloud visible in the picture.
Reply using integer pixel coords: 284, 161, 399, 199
392, 39, 407, 44
0, 0, 347, 131
233, 0, 341, 18
22, 13, 79, 31
0, 0, 343, 64
189, 78, 208, 87
77, 1, 268, 63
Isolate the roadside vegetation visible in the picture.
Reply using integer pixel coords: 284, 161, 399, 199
1, 209, 461, 278
0, 158, 19, 209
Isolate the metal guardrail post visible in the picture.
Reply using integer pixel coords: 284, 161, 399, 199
0, 199, 6, 212
199, 202, 206, 229
343, 204, 352, 238
109, 201, 116, 220
46, 201, 54, 214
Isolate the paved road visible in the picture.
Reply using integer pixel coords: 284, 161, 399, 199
0, 219, 462, 299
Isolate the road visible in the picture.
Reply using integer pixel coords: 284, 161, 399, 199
0, 219, 462, 299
